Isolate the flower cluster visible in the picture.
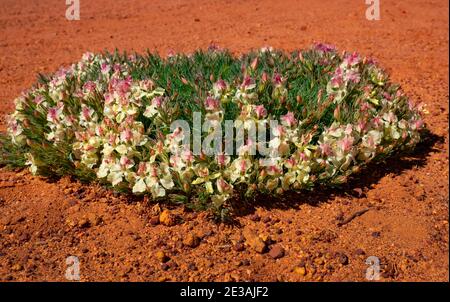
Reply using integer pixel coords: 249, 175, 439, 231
4, 45, 425, 216
326, 52, 361, 103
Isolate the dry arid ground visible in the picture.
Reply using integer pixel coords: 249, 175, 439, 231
0, 0, 448, 281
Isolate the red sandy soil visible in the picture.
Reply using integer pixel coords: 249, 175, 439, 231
0, 0, 448, 282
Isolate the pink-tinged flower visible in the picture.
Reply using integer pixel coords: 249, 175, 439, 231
113, 64, 122, 73
344, 124, 353, 135
154, 140, 164, 154
299, 152, 308, 161
8, 119, 22, 136
285, 157, 297, 168
152, 96, 163, 107
315, 43, 336, 53
254, 105, 267, 118
149, 165, 158, 177
412, 119, 424, 130
408, 100, 416, 111
33, 95, 44, 105
103, 117, 113, 127
281, 111, 296, 127
344, 52, 360, 66
81, 106, 93, 121
47, 107, 60, 123
214, 79, 227, 91
267, 164, 282, 175
362, 86, 372, 96
365, 135, 376, 148
120, 156, 132, 167
137, 162, 147, 175
357, 120, 368, 132
366, 57, 377, 65
250, 57, 258, 70
372, 116, 382, 128
115, 76, 132, 97
238, 139, 255, 155
169, 127, 184, 142
95, 125, 105, 136
319, 142, 333, 156
182, 149, 194, 164
241, 76, 255, 89
197, 166, 209, 178
55, 68, 70, 82
345, 70, 360, 83
260, 46, 273, 53
382, 92, 392, 101
217, 178, 233, 194
339, 136, 354, 152
360, 101, 371, 112
108, 78, 118, 91
384, 112, 396, 123
82, 52, 94, 62
85, 145, 95, 152
101, 63, 111, 74
208, 43, 220, 51
330, 68, 344, 87
78, 62, 86, 72
395, 90, 404, 98
120, 128, 133, 142
104, 93, 114, 105
246, 138, 255, 148
74, 131, 85, 141
239, 159, 248, 173
128, 54, 137, 62
170, 154, 182, 169
167, 49, 176, 58
204, 97, 220, 111
124, 115, 135, 125
272, 124, 286, 137
216, 153, 230, 167
108, 134, 117, 145
65, 115, 76, 126
141, 79, 155, 90
261, 72, 269, 83
272, 73, 283, 86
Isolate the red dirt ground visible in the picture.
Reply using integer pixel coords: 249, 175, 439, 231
0, 0, 448, 281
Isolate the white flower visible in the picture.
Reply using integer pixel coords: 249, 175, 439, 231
115, 144, 128, 155
97, 161, 110, 178
132, 178, 147, 193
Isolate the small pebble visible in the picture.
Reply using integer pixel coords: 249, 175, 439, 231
355, 248, 366, 256
262, 216, 271, 223
183, 234, 200, 248
155, 251, 169, 263
249, 214, 261, 222
337, 253, 349, 265
241, 259, 250, 266
149, 216, 160, 226
268, 245, 285, 259
233, 242, 245, 252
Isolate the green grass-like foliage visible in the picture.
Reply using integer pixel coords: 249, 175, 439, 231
0, 44, 425, 219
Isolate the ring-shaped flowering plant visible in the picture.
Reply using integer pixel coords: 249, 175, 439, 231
1, 44, 426, 219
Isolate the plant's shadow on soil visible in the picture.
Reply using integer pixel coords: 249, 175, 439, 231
229, 129, 445, 222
